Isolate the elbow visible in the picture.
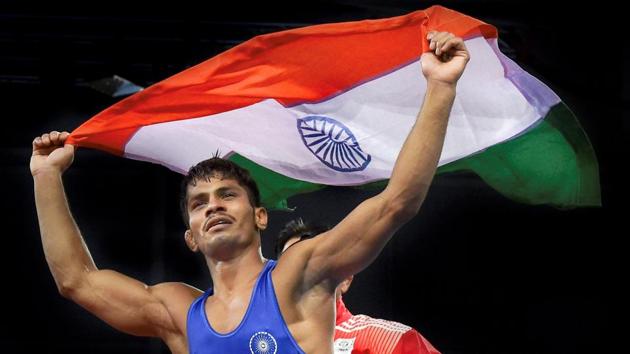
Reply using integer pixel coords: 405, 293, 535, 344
51, 263, 96, 298
57, 281, 77, 299
55, 273, 89, 299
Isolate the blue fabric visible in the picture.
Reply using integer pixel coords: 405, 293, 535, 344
187, 260, 305, 353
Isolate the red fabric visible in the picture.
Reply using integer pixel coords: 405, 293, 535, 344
335, 298, 440, 354
393, 330, 441, 354
336, 297, 354, 323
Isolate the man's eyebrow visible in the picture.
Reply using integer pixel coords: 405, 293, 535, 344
215, 186, 238, 194
188, 192, 208, 203
190, 186, 238, 199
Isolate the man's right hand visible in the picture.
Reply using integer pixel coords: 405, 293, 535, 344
30, 131, 75, 176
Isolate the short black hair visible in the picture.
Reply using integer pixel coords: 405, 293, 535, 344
179, 157, 261, 228
275, 218, 330, 258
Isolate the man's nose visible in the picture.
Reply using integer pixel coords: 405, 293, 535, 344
204, 197, 226, 217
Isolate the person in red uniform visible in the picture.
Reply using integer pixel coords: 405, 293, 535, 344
276, 219, 441, 354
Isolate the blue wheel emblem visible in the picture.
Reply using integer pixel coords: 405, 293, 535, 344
297, 116, 371, 172
249, 331, 277, 354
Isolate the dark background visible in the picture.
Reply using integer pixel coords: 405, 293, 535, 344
1, 1, 623, 353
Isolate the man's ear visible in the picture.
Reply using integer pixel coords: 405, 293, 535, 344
184, 230, 198, 252
255, 207, 268, 231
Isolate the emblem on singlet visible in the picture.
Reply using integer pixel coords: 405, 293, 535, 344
249, 331, 278, 354
297, 116, 371, 172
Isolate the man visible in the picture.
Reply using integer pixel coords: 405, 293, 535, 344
31, 31, 469, 353
276, 219, 440, 354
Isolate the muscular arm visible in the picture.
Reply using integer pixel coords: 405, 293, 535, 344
286, 32, 470, 286
32, 132, 199, 339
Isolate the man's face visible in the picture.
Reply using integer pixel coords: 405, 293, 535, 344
185, 177, 266, 257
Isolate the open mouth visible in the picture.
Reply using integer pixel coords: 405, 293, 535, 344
204, 216, 233, 232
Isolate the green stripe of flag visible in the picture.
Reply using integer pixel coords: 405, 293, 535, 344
437, 103, 600, 208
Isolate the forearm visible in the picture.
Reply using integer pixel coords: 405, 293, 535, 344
383, 80, 456, 215
34, 170, 97, 294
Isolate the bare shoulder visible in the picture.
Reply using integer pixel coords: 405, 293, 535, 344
273, 238, 316, 283
272, 236, 337, 296
150, 282, 203, 310
149, 282, 203, 335
271, 240, 338, 353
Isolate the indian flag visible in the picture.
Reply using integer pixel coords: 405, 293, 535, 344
66, 6, 600, 209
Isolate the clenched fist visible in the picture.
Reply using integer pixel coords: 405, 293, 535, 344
30, 131, 75, 176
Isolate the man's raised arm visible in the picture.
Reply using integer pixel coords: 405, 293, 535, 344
31, 131, 195, 342
290, 31, 470, 284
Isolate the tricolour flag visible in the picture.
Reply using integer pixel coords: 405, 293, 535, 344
67, 6, 600, 209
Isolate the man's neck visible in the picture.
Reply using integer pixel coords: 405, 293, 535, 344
206, 247, 266, 297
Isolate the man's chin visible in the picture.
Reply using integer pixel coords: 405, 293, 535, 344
203, 236, 245, 259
